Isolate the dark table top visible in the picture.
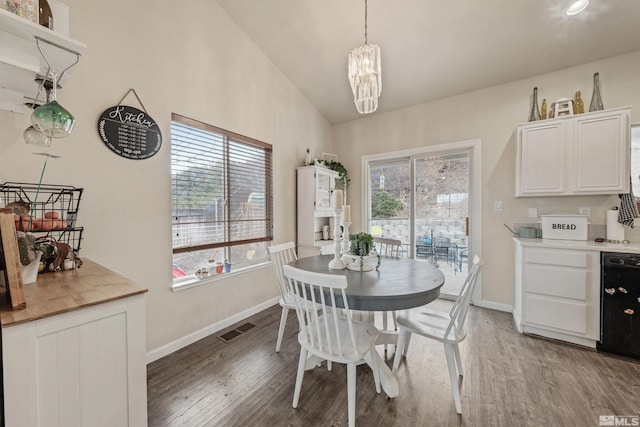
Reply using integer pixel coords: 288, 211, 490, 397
288, 255, 444, 311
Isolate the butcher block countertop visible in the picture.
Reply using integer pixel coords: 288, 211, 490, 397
1, 259, 147, 327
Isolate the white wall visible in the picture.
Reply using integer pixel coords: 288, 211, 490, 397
333, 50, 640, 306
0, 1, 332, 355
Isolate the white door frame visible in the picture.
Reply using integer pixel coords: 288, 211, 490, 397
361, 139, 482, 303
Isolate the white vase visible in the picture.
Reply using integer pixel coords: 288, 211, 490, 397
20, 250, 42, 284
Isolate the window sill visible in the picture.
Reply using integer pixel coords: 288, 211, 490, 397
171, 261, 272, 292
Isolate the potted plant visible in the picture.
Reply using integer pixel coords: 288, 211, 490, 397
349, 232, 381, 271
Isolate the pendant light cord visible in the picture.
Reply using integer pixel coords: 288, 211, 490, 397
364, 0, 368, 45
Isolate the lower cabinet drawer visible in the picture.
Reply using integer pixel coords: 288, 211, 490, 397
525, 247, 590, 268
525, 295, 588, 335
526, 264, 588, 300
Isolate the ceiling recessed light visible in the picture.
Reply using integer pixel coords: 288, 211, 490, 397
566, 0, 589, 15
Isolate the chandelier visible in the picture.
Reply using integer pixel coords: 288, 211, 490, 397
348, 0, 381, 114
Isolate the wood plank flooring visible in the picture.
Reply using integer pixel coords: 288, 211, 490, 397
147, 301, 640, 426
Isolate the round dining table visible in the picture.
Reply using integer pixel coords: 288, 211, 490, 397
287, 254, 445, 399
288, 254, 445, 312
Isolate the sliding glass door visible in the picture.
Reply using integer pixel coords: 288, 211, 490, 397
414, 152, 470, 296
367, 149, 472, 298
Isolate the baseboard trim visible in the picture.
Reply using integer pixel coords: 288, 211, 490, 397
146, 296, 280, 364
475, 300, 512, 313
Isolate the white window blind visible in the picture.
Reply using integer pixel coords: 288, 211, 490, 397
171, 114, 272, 276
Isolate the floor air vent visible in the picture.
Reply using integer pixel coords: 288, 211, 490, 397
218, 322, 257, 343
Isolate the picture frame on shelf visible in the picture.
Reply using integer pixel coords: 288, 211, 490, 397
321, 152, 338, 162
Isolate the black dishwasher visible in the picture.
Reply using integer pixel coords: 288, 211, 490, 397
598, 252, 640, 359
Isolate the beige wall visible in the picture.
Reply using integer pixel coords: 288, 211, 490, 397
2, 1, 640, 357
333, 50, 640, 307
0, 1, 332, 354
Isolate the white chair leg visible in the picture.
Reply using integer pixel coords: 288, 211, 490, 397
444, 343, 462, 414
402, 332, 412, 357
453, 343, 463, 378
391, 311, 397, 330
392, 329, 408, 371
347, 363, 356, 427
292, 348, 308, 408
275, 307, 289, 352
382, 312, 389, 354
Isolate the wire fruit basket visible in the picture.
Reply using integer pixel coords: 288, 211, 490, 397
0, 182, 84, 256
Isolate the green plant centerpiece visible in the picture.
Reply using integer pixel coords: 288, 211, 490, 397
348, 232, 381, 271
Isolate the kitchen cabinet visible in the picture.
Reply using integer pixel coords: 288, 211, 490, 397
514, 239, 600, 348
515, 107, 630, 197
1, 260, 148, 427
0, 8, 86, 112
296, 165, 339, 258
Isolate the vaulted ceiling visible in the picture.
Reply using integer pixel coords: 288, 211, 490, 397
217, 1, 640, 124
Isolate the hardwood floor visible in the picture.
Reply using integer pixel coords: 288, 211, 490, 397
147, 301, 640, 426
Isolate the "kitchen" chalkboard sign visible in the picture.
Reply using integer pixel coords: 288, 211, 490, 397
97, 105, 162, 160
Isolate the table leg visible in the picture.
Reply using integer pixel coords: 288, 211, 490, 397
354, 310, 400, 398
366, 348, 399, 398
304, 354, 326, 370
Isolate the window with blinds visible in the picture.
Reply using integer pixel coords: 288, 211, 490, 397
171, 113, 273, 280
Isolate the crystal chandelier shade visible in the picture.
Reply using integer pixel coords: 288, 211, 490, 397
348, 0, 381, 114
348, 44, 381, 114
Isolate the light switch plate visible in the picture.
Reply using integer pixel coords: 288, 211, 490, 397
494, 201, 502, 212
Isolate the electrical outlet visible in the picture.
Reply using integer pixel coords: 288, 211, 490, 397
579, 207, 591, 217
494, 201, 502, 212
528, 208, 538, 218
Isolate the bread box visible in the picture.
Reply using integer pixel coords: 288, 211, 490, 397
540, 214, 588, 240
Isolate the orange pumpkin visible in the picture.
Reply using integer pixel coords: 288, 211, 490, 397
21, 216, 33, 231
40, 218, 56, 231
30, 218, 42, 231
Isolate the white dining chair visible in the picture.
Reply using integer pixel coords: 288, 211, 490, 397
373, 236, 403, 258
268, 241, 298, 352
282, 264, 382, 427
373, 237, 402, 345
392, 254, 482, 414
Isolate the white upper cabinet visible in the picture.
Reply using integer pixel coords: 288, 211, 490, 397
573, 112, 629, 193
518, 121, 566, 195
0, 8, 86, 112
516, 107, 631, 197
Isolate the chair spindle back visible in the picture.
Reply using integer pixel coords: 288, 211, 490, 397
445, 255, 482, 340
268, 242, 298, 302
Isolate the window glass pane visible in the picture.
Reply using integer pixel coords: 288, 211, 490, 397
369, 159, 410, 241
172, 122, 225, 250
171, 114, 272, 278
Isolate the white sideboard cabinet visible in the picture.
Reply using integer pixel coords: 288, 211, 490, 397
514, 240, 600, 348
516, 107, 630, 197
296, 165, 339, 258
1, 260, 148, 427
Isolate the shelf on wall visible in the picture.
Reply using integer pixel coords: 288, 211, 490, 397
0, 8, 86, 112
